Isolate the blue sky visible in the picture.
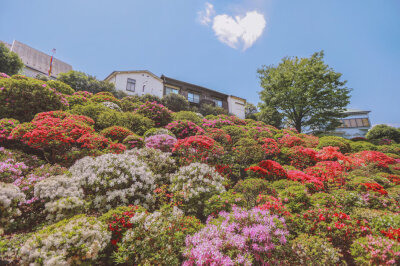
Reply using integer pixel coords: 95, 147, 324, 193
1, 0, 399, 126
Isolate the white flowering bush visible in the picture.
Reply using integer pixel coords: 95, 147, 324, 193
101, 101, 122, 112
34, 174, 83, 200
44, 196, 88, 222
20, 215, 111, 265
126, 148, 177, 182
69, 152, 157, 210
0, 182, 25, 233
170, 163, 226, 216
113, 206, 203, 265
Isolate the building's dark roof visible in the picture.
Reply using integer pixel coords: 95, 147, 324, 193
161, 75, 230, 97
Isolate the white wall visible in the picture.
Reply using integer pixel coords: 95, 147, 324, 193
110, 72, 164, 98
227, 96, 246, 119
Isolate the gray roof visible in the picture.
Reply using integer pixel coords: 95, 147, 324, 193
343, 108, 371, 114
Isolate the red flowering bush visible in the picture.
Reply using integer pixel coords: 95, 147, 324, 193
300, 134, 319, 148
245, 160, 287, 180
287, 170, 324, 192
165, 120, 204, 139
105, 143, 127, 154
288, 146, 318, 169
100, 126, 134, 142
0, 118, 19, 142
360, 183, 388, 196
304, 161, 346, 188
257, 194, 291, 217
352, 150, 396, 169
261, 138, 280, 156
203, 128, 232, 145
297, 208, 370, 248
11, 111, 95, 162
76, 133, 109, 150
381, 227, 400, 242
134, 101, 173, 127
173, 135, 224, 164
278, 134, 305, 148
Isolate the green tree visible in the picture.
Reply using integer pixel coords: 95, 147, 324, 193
57, 70, 116, 95
366, 124, 400, 143
256, 106, 282, 128
258, 51, 351, 133
245, 102, 258, 120
0, 43, 24, 75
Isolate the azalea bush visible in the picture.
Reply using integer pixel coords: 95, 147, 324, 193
183, 206, 289, 265
0, 118, 19, 142
145, 134, 177, 152
134, 101, 173, 126
165, 120, 204, 139
100, 126, 133, 142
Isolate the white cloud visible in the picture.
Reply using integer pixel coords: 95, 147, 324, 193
212, 11, 266, 50
198, 3, 266, 50
198, 2, 215, 26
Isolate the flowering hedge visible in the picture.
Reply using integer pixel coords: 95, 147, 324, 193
134, 101, 173, 127
145, 134, 177, 152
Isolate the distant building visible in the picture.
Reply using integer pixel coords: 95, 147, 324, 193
332, 108, 372, 139
105, 70, 246, 119
105, 70, 164, 98
0, 40, 72, 78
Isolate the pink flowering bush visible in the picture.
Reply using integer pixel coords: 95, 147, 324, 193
134, 101, 173, 126
0, 118, 19, 142
202, 118, 234, 128
145, 134, 177, 152
183, 206, 289, 265
165, 120, 205, 139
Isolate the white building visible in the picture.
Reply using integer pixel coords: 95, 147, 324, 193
227, 95, 246, 119
332, 108, 372, 139
1, 40, 72, 78
104, 70, 164, 98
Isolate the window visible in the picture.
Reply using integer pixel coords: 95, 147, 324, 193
340, 118, 370, 128
213, 98, 223, 107
188, 92, 200, 103
126, 78, 136, 92
165, 86, 179, 95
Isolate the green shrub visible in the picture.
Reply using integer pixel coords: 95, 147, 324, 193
113, 206, 203, 265
120, 96, 143, 112
134, 102, 172, 127
233, 178, 272, 208
232, 138, 265, 165
291, 234, 342, 265
0, 77, 67, 122
91, 93, 121, 105
317, 136, 351, 153
161, 93, 190, 112
70, 102, 109, 123
122, 134, 144, 149
46, 80, 75, 95
221, 125, 247, 144
271, 180, 310, 213
366, 124, 400, 143
172, 111, 203, 125
143, 128, 175, 139
199, 103, 228, 116
139, 93, 161, 104
370, 213, 400, 233
204, 190, 247, 217
121, 112, 155, 135
350, 141, 377, 152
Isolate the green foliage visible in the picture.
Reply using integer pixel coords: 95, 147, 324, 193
232, 138, 265, 165
258, 51, 351, 132
57, 70, 116, 94
317, 136, 351, 153
0, 43, 24, 75
70, 102, 108, 123
199, 103, 228, 116
255, 106, 282, 128
143, 128, 175, 139
139, 93, 162, 104
204, 190, 247, 217
271, 180, 310, 213
370, 213, 400, 233
0, 77, 67, 122
291, 234, 342, 265
366, 124, 400, 143
221, 125, 247, 144
91, 93, 121, 105
120, 96, 142, 112
245, 102, 258, 120
350, 141, 377, 152
46, 80, 74, 95
121, 112, 155, 135
233, 178, 271, 208
172, 111, 203, 125
122, 134, 144, 149
161, 93, 190, 112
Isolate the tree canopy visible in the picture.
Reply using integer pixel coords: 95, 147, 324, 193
57, 70, 116, 95
258, 51, 351, 133
0, 43, 24, 75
